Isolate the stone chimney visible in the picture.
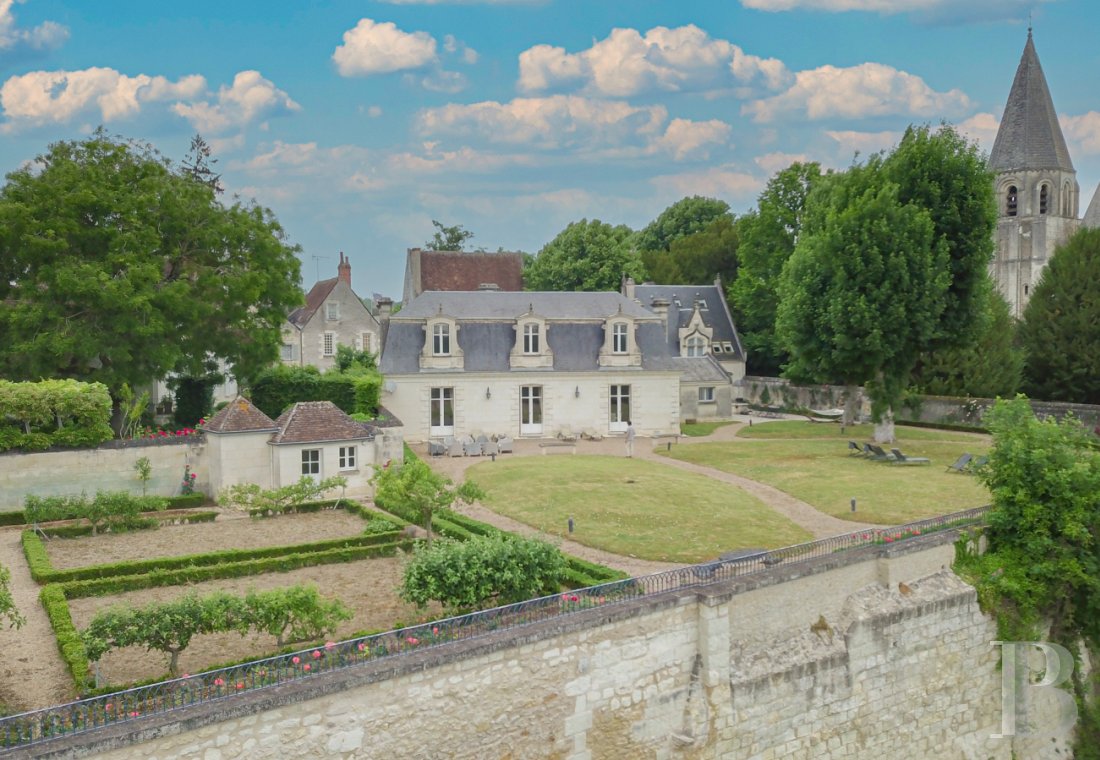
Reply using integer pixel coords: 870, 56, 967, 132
622, 274, 635, 300
650, 297, 671, 332
376, 296, 393, 321
337, 252, 352, 286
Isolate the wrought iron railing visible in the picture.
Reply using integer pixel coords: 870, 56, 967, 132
0, 505, 989, 753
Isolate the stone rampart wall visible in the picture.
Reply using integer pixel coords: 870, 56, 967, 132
20, 533, 1072, 760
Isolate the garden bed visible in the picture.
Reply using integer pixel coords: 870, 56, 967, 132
66, 557, 438, 686
44, 510, 369, 570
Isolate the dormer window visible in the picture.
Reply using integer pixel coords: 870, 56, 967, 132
1007, 185, 1018, 217
685, 335, 707, 357
612, 323, 628, 354
523, 323, 540, 354
433, 323, 451, 355
1039, 184, 1049, 215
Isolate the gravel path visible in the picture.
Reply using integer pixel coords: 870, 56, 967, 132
0, 526, 77, 711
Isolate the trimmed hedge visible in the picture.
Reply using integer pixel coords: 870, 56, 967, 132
1, 493, 208, 528
246, 498, 347, 518
39, 585, 91, 689
23, 529, 405, 585
0, 512, 24, 526
39, 511, 218, 538
897, 419, 990, 434
59, 541, 412, 599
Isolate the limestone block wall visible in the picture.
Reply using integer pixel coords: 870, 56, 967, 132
28, 534, 1070, 760
0, 439, 207, 510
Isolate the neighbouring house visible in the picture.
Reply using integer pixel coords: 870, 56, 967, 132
202, 397, 402, 498
378, 290, 682, 440
624, 277, 747, 420
402, 248, 525, 304
282, 253, 382, 370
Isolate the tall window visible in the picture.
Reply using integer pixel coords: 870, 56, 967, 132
323, 332, 335, 356
1039, 184, 1049, 215
698, 386, 715, 403
430, 387, 454, 435
612, 323, 628, 354
433, 324, 450, 355
685, 335, 707, 357
1006, 185, 1018, 217
1063, 182, 1072, 216
280, 343, 295, 361
326, 302, 339, 321
523, 323, 540, 354
361, 332, 372, 353
301, 449, 321, 477
520, 386, 542, 435
339, 446, 356, 470
609, 384, 630, 431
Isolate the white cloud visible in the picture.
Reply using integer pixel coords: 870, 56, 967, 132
653, 118, 731, 160
172, 70, 299, 134
332, 18, 437, 76
0, 67, 204, 130
651, 165, 763, 199
825, 128, 901, 156
1063, 111, 1100, 155
518, 24, 791, 97
417, 94, 730, 161
0, 0, 67, 56
744, 62, 971, 122
956, 112, 1000, 151
754, 151, 810, 175
417, 69, 467, 93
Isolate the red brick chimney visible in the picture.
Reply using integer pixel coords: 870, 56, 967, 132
337, 252, 352, 286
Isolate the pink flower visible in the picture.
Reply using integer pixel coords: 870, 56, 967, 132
312, 650, 322, 659
325, 641, 336, 650
292, 656, 300, 665
303, 664, 311, 672
129, 711, 140, 718
357, 643, 365, 652
884, 537, 894, 543
406, 636, 419, 645
105, 703, 112, 711
236, 682, 244, 690
213, 677, 224, 686
432, 626, 439, 635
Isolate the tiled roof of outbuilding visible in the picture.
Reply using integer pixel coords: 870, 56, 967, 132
287, 278, 338, 329
418, 250, 524, 294
201, 397, 277, 433
270, 401, 373, 444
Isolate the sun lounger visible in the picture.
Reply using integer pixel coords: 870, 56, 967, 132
945, 453, 972, 473
890, 448, 930, 465
866, 444, 894, 462
848, 441, 864, 456
967, 455, 988, 474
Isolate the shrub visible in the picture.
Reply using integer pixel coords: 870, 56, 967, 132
0, 379, 113, 452
401, 534, 566, 613
220, 477, 348, 516
24, 492, 167, 535
244, 586, 353, 647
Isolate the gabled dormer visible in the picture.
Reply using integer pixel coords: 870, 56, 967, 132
678, 302, 713, 357
510, 307, 553, 369
420, 309, 464, 370
598, 305, 641, 368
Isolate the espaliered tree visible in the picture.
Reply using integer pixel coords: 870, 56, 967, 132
0, 564, 25, 630
0, 129, 304, 393
776, 125, 996, 440
1019, 227, 1100, 405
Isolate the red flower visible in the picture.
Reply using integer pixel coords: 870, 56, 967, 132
236, 682, 244, 690
292, 656, 300, 665
214, 677, 224, 686
432, 626, 439, 635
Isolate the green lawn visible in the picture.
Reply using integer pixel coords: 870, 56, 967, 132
465, 455, 812, 564
661, 422, 990, 524
681, 421, 734, 437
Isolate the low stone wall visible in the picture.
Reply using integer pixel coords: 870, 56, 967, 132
0, 438, 207, 510
20, 532, 1070, 759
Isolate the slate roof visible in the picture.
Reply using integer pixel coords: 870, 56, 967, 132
632, 284, 746, 361
416, 250, 524, 295
989, 32, 1075, 173
380, 291, 676, 375
287, 278, 338, 330
1083, 185, 1100, 229
396, 291, 656, 321
269, 401, 373, 445
202, 397, 277, 433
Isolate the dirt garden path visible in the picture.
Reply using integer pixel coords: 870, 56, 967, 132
0, 525, 76, 711
419, 415, 880, 547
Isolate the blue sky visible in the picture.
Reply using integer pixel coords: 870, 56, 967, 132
2, 0, 1098, 298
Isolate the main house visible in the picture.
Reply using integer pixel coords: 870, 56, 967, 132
378, 291, 684, 440
282, 253, 383, 370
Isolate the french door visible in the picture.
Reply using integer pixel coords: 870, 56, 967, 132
609, 384, 630, 433
429, 387, 454, 436
520, 386, 543, 436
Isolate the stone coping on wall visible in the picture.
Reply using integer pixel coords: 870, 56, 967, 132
11, 526, 972, 760
0, 435, 204, 459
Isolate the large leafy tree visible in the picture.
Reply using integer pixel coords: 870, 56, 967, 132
911, 286, 1022, 399
0, 130, 303, 392
776, 160, 950, 438
1019, 227, 1100, 404
525, 219, 644, 292
881, 123, 996, 348
729, 162, 822, 375
641, 215, 739, 285
635, 196, 730, 254
425, 220, 473, 251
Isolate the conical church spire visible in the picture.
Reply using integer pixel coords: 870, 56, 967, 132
989, 31, 1074, 173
